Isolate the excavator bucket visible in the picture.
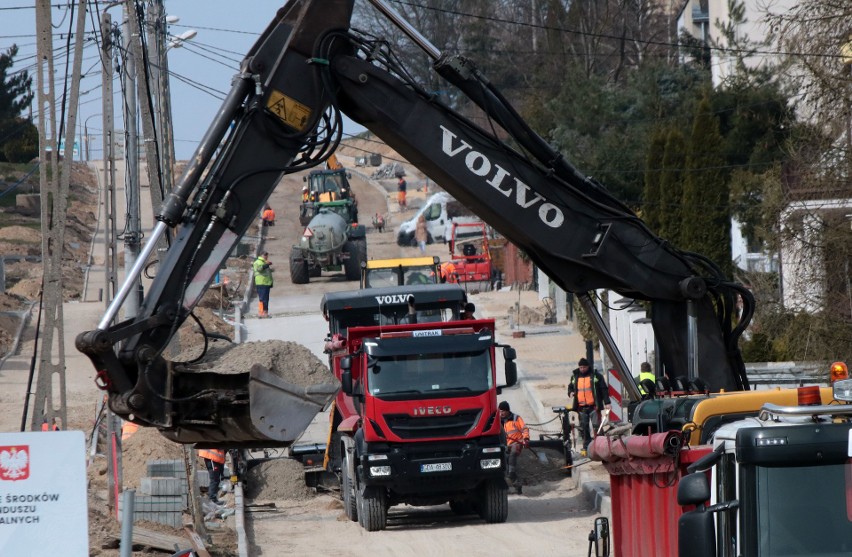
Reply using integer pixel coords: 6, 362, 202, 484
248, 364, 338, 443
155, 364, 338, 449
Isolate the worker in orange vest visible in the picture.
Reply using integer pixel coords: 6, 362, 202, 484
198, 449, 226, 505
121, 421, 139, 440
261, 204, 276, 227
499, 401, 529, 494
440, 261, 457, 283
41, 417, 60, 431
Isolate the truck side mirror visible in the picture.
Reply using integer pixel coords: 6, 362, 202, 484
591, 517, 610, 557
678, 472, 710, 506
340, 356, 353, 395
677, 472, 716, 557
503, 347, 516, 361
504, 360, 517, 387
302, 176, 307, 182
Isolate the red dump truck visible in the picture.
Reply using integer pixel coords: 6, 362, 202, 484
316, 284, 518, 531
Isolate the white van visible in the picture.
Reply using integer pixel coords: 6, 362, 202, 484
395, 192, 479, 246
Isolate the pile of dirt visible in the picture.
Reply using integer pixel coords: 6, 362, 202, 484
0, 291, 26, 311
176, 339, 335, 387
0, 314, 18, 356
165, 306, 237, 362
0, 224, 41, 243
509, 304, 547, 325
244, 458, 314, 501
121, 426, 186, 489
515, 447, 573, 488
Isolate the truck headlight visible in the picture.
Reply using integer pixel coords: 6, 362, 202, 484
369, 465, 391, 477
367, 454, 388, 461
480, 458, 501, 469
481, 447, 501, 454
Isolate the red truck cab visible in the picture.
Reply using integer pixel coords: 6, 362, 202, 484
319, 284, 517, 531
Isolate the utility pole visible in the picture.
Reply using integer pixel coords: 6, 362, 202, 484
148, 0, 174, 196
126, 0, 168, 258
32, 0, 89, 433
100, 8, 123, 518
101, 12, 119, 308
122, 1, 142, 319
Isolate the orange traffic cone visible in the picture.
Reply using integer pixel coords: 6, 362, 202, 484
258, 302, 265, 317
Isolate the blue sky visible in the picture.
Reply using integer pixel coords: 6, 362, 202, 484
2, 1, 365, 161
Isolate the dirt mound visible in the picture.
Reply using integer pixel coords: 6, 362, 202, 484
509, 304, 547, 325
7, 277, 40, 300
244, 458, 314, 501
176, 340, 335, 387
121, 426, 186, 489
516, 447, 573, 488
0, 292, 26, 311
0, 225, 40, 243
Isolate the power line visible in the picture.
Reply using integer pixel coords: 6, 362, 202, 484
387, 0, 846, 61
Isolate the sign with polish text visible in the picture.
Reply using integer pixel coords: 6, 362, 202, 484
0, 431, 88, 555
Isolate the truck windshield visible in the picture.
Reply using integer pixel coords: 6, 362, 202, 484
367, 349, 493, 400
754, 459, 852, 556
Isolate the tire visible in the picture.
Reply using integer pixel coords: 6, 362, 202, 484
353, 238, 367, 265
342, 240, 366, 281
341, 455, 357, 522
289, 248, 309, 284
357, 485, 388, 531
478, 478, 508, 524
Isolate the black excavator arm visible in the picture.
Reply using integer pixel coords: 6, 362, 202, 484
322, 1, 752, 393
77, 0, 752, 446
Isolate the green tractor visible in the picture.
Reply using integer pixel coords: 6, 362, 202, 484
289, 209, 367, 284
299, 167, 359, 226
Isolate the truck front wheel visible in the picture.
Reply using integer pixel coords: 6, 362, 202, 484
478, 478, 508, 523
341, 455, 357, 522
357, 485, 387, 531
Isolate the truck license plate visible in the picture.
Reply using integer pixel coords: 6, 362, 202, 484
421, 462, 452, 473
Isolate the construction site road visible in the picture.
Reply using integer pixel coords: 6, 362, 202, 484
241, 158, 611, 555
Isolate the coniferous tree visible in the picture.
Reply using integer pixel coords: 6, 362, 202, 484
642, 128, 666, 233
0, 45, 36, 163
682, 94, 732, 277
658, 128, 687, 245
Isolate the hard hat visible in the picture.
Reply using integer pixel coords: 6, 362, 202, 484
302, 185, 308, 190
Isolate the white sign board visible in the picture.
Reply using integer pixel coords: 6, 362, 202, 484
0, 431, 88, 555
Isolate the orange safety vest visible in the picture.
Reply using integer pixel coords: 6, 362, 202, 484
502, 414, 529, 445
262, 208, 276, 222
440, 262, 457, 283
576, 375, 595, 407
121, 422, 139, 441
198, 449, 226, 464
41, 422, 59, 431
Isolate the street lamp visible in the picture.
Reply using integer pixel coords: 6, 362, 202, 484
83, 113, 101, 162
168, 29, 198, 51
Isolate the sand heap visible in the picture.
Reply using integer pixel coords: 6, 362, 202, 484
244, 457, 314, 501
176, 339, 336, 387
